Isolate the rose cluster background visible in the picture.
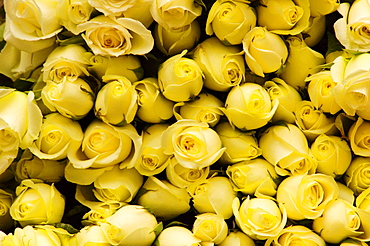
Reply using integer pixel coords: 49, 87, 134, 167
1, 0, 370, 245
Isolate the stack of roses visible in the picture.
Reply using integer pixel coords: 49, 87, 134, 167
2, 0, 370, 245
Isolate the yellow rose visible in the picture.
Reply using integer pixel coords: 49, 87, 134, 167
3, 0, 63, 53
150, 0, 202, 30
9, 179, 65, 227
0, 189, 14, 232
121, 0, 154, 28
158, 50, 204, 102
337, 181, 355, 205
256, 0, 310, 35
192, 212, 228, 245
155, 226, 201, 246
68, 119, 141, 169
264, 78, 302, 124
218, 230, 256, 246
189, 176, 237, 219
302, 16, 326, 47
344, 156, 370, 196
161, 119, 225, 169
41, 78, 94, 120
310, 0, 339, 17
313, 199, 370, 244
307, 70, 342, 115
356, 186, 370, 213
133, 77, 174, 123
348, 117, 370, 157
88, 0, 136, 17
311, 134, 352, 178
138, 176, 191, 221
205, 0, 257, 45
78, 15, 154, 56
223, 82, 279, 130
265, 225, 326, 246
232, 197, 287, 240
242, 27, 288, 77
276, 173, 339, 220
192, 37, 245, 92
154, 20, 201, 56
259, 123, 318, 176
75, 224, 112, 245
81, 202, 122, 226
95, 75, 138, 125
226, 158, 278, 198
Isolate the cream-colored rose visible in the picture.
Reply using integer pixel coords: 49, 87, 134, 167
150, 0, 202, 30
155, 226, 201, 246
226, 158, 278, 198
276, 173, 339, 220
307, 70, 341, 115
278, 35, 325, 90
41, 78, 94, 120
256, 0, 310, 35
215, 121, 262, 165
29, 112, 84, 160
9, 179, 65, 227
161, 119, 225, 169
311, 134, 352, 178
89, 54, 143, 83
121, 0, 154, 28
138, 176, 191, 221
233, 197, 287, 240
95, 75, 138, 125
223, 82, 279, 130
0, 189, 14, 232
68, 119, 141, 169
57, 0, 93, 35
265, 225, 326, 246
242, 27, 288, 77
189, 176, 237, 219
259, 123, 318, 176
192, 37, 245, 92
192, 212, 228, 245
166, 156, 209, 189
158, 50, 203, 102
264, 77, 302, 123
310, 0, 339, 17
344, 156, 370, 196
174, 93, 223, 127
348, 117, 370, 157
3, 0, 63, 53
313, 199, 370, 244
42, 44, 92, 83
302, 16, 326, 47
133, 77, 174, 123
154, 20, 201, 56
206, 0, 256, 45
78, 15, 154, 56
218, 230, 255, 246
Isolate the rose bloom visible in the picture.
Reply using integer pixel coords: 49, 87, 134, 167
356, 186, 370, 213
302, 15, 327, 47
192, 213, 228, 245
74, 223, 112, 245
348, 117, 370, 157
121, 0, 154, 28
78, 15, 154, 56
88, 0, 136, 17
344, 156, 370, 196
218, 230, 255, 246
205, 0, 256, 45
161, 119, 225, 169
310, 0, 339, 17
192, 37, 245, 92
0, 188, 14, 232
57, 0, 93, 35
155, 226, 201, 246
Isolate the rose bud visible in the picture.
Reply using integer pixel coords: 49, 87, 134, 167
155, 226, 201, 246
57, 0, 93, 35
344, 156, 370, 196
348, 117, 370, 157
218, 230, 256, 246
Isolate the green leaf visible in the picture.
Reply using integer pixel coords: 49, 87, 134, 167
54, 223, 79, 234
153, 222, 163, 237
325, 31, 344, 56
130, 67, 145, 81
58, 34, 86, 46
14, 78, 35, 91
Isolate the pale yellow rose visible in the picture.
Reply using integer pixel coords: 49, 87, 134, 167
242, 27, 288, 77
264, 78, 302, 124
223, 82, 279, 130
67, 119, 142, 169
192, 37, 245, 92
205, 0, 257, 45
218, 230, 255, 246
154, 20, 201, 56
0, 189, 14, 232
232, 197, 287, 240
121, 0, 154, 28
348, 117, 370, 157
311, 134, 352, 178
344, 156, 370, 196
158, 50, 204, 102
155, 226, 201, 246
192, 212, 228, 245
88, 0, 136, 17
57, 0, 93, 35
189, 176, 237, 219
150, 0, 202, 30
259, 123, 318, 176
265, 225, 326, 246
278, 35, 325, 90
310, 0, 339, 17
256, 0, 310, 35
78, 15, 154, 56
9, 179, 65, 227
81, 202, 122, 226
74, 224, 112, 245
161, 119, 225, 169
307, 70, 342, 115
133, 77, 174, 123
137, 176, 191, 221
215, 121, 262, 164
313, 199, 370, 244
174, 93, 224, 127
337, 181, 355, 205
302, 16, 326, 47
226, 158, 279, 198
3, 0, 63, 53
276, 173, 339, 220
41, 78, 94, 120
